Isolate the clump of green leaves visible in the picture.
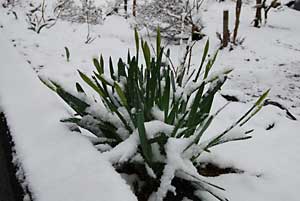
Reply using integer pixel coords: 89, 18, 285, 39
41, 28, 269, 201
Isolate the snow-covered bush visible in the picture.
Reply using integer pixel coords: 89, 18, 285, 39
135, 0, 204, 42
54, 0, 103, 24
2, 0, 16, 7
41, 29, 269, 201
26, 0, 59, 34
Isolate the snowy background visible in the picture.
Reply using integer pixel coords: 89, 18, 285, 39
0, 0, 300, 200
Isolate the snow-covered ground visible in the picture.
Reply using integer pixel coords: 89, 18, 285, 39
201, 1, 300, 116
0, 0, 300, 200
0, 29, 137, 201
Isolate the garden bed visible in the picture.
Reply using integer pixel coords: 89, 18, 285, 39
0, 34, 137, 201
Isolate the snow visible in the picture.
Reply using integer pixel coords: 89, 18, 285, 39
0, 33, 137, 201
1, 0, 300, 201
151, 106, 165, 121
196, 95, 300, 201
199, 0, 300, 115
102, 120, 174, 164
154, 137, 228, 201
103, 130, 139, 164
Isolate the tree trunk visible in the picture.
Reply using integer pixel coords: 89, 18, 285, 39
254, 0, 262, 27
233, 0, 242, 44
124, 0, 128, 14
133, 0, 136, 17
223, 10, 229, 48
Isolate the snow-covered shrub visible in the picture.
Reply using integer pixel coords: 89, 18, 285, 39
2, 0, 16, 7
54, 0, 103, 24
54, 0, 120, 24
135, 0, 204, 42
26, 0, 58, 33
41, 29, 269, 201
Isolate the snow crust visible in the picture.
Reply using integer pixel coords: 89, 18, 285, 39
0, 34, 137, 201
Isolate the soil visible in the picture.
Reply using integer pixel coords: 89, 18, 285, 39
197, 162, 244, 177
117, 161, 244, 201
0, 113, 25, 201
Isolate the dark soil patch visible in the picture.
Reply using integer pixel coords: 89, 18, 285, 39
221, 94, 240, 102
197, 162, 244, 177
117, 161, 244, 201
266, 123, 275, 130
0, 113, 28, 201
